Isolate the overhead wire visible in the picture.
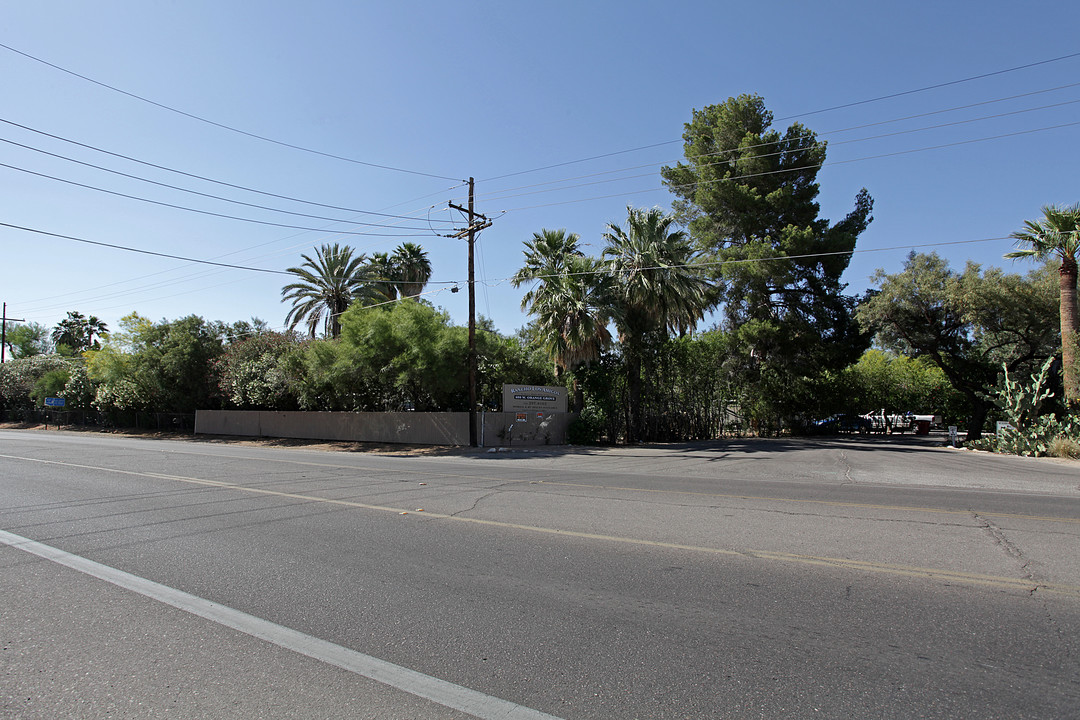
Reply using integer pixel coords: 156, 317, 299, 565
499, 119, 1080, 213
0, 160, 445, 238
0, 41, 461, 181
463, 82, 1080, 202
477, 50, 1080, 184
0, 136, 456, 230
13, 187, 468, 314
0, 117, 459, 224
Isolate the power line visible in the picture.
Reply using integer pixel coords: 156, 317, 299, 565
478, 50, 1080, 184
0, 135, 452, 230
498, 236, 1015, 286
0, 117, 459, 224
499, 119, 1080, 213
773, 51, 1080, 122
0, 222, 292, 274
467, 83, 1080, 202
0, 161, 443, 238
0, 42, 461, 182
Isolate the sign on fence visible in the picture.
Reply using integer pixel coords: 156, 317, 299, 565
44, 397, 65, 407
502, 384, 567, 413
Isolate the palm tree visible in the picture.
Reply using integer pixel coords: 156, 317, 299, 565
391, 242, 432, 299
51, 311, 107, 354
281, 244, 378, 338
512, 229, 584, 308
513, 229, 611, 410
86, 315, 108, 350
368, 252, 399, 302
603, 207, 713, 441
1006, 203, 1080, 404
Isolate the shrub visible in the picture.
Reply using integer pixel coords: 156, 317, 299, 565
1048, 435, 1080, 459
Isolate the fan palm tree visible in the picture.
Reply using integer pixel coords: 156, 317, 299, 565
529, 255, 612, 411
513, 229, 611, 410
511, 229, 584, 310
368, 252, 399, 302
281, 244, 378, 338
51, 311, 108, 354
603, 207, 713, 441
1006, 203, 1080, 404
391, 242, 432, 299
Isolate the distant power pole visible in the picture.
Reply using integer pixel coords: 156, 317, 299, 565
449, 178, 492, 447
1, 303, 26, 363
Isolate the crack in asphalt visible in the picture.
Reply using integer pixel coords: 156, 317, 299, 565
973, 511, 1079, 658
836, 450, 856, 485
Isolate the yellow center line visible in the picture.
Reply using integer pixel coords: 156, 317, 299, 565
3, 453, 1079, 598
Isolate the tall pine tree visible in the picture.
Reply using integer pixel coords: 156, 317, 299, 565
661, 95, 873, 420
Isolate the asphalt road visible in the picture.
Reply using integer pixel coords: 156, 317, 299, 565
2, 429, 1078, 718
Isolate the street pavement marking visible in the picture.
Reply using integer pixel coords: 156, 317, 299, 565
0, 528, 564, 720
3, 453, 1080, 599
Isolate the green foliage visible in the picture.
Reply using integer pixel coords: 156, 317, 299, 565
282, 243, 382, 339
30, 369, 70, 408
602, 206, 713, 441
512, 229, 611, 384
87, 313, 225, 413
825, 350, 964, 421
284, 301, 554, 412
62, 363, 96, 410
567, 406, 604, 445
857, 252, 1059, 438
214, 332, 301, 410
1005, 202, 1080, 404
51, 311, 108, 355
969, 358, 1079, 457
661, 94, 873, 410
282, 243, 432, 339
0, 355, 75, 412
4, 322, 52, 358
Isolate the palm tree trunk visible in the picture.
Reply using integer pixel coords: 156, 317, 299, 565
1061, 257, 1079, 405
626, 351, 642, 443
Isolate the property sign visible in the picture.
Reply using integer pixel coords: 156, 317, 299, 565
502, 384, 567, 413
44, 397, 65, 407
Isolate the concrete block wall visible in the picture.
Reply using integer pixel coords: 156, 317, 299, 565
195, 410, 573, 447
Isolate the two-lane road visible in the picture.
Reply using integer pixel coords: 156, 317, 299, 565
2, 429, 1078, 718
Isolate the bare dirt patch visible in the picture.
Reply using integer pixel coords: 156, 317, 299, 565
0, 422, 470, 457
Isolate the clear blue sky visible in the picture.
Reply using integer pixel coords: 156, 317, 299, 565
3, 1, 1078, 339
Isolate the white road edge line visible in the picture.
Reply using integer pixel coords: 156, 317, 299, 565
0, 529, 563, 720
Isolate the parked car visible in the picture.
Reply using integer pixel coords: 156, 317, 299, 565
810, 414, 871, 434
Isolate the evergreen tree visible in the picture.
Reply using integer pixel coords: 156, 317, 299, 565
661, 95, 873, 420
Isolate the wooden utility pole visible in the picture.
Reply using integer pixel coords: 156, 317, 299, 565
1, 303, 26, 364
449, 178, 491, 447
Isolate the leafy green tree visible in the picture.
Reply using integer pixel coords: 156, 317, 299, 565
30, 369, 69, 408
281, 244, 380, 338
1005, 203, 1080, 404
660, 94, 873, 422
213, 331, 302, 410
3, 322, 52, 358
833, 350, 964, 421
51, 311, 108, 354
857, 253, 1059, 439
0, 355, 74, 414
602, 206, 712, 441
87, 314, 226, 414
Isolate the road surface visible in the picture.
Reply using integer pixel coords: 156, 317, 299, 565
2, 429, 1078, 718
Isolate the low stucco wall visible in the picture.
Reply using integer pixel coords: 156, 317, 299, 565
195, 410, 573, 447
